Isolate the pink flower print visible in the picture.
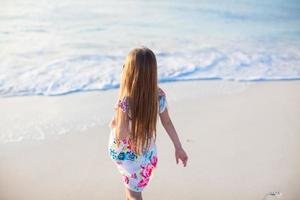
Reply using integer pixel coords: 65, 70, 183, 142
137, 177, 150, 188
131, 173, 137, 179
118, 98, 127, 113
159, 88, 165, 96
140, 164, 154, 178
127, 140, 131, 149
122, 138, 127, 144
123, 175, 129, 184
150, 155, 158, 167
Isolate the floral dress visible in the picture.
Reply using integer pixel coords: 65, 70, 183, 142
107, 89, 167, 192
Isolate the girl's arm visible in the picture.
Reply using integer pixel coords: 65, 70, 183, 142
109, 115, 116, 129
109, 104, 128, 137
159, 107, 188, 167
159, 108, 182, 149
114, 103, 130, 140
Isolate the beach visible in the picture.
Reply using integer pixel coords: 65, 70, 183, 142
1, 80, 299, 200
1, 0, 300, 199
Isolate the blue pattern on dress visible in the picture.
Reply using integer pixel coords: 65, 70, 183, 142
158, 94, 167, 113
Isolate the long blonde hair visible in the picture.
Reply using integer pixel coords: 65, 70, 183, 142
116, 47, 158, 156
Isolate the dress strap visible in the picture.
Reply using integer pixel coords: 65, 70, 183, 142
114, 96, 127, 111
114, 90, 167, 115
158, 87, 165, 96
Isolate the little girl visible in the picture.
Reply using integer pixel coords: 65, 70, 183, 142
107, 47, 188, 200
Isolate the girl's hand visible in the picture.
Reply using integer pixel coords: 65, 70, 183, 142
109, 116, 116, 129
175, 147, 188, 167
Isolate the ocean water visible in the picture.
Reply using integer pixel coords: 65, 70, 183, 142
1, 0, 300, 97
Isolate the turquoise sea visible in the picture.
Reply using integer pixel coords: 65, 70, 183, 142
1, 0, 300, 97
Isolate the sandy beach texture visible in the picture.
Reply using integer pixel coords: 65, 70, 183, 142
0, 80, 300, 200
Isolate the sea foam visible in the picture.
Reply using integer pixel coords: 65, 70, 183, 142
1, 45, 299, 97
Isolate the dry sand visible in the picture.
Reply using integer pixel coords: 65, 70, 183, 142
0, 80, 300, 200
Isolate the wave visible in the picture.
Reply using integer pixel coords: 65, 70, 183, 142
1, 47, 300, 97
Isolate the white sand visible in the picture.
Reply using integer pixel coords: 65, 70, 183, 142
0, 80, 300, 200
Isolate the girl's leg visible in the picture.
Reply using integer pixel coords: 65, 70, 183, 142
125, 187, 143, 200
125, 187, 130, 200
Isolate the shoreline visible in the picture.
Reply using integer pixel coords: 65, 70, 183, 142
1, 79, 300, 99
